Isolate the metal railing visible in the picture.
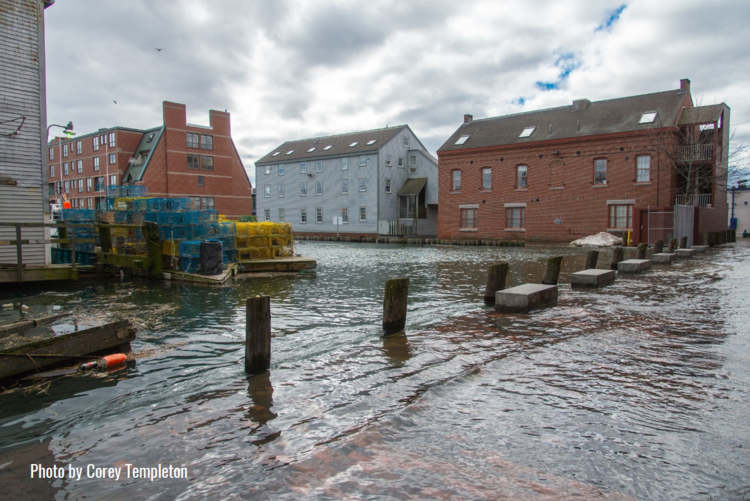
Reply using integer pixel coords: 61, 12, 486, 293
398, 207, 427, 219
678, 144, 713, 161
675, 194, 712, 207
378, 220, 416, 236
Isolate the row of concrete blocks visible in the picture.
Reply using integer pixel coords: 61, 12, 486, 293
495, 245, 711, 313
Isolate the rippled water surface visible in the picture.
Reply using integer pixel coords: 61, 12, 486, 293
1, 242, 749, 500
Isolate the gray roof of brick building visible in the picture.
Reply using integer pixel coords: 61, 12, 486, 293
438, 88, 691, 153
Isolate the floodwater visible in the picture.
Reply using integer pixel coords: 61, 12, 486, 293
1, 241, 749, 500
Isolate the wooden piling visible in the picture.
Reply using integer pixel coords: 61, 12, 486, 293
635, 243, 648, 259
584, 250, 599, 270
541, 256, 563, 285
383, 278, 409, 334
653, 240, 664, 254
245, 296, 271, 375
142, 221, 163, 280
484, 262, 509, 305
668, 238, 677, 252
610, 246, 624, 270
679, 236, 688, 249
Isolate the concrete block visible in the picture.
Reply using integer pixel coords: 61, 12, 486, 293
692, 245, 709, 253
495, 284, 558, 313
618, 259, 651, 274
651, 253, 675, 264
675, 248, 695, 258
571, 269, 616, 288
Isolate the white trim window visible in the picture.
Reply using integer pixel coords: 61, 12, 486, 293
109, 153, 116, 164
408, 155, 417, 173
398, 157, 404, 168
77, 160, 83, 173
64, 180, 69, 193
341, 207, 349, 224
482, 167, 491, 190
77, 179, 83, 192
594, 159, 607, 185
341, 179, 349, 194
63, 144, 68, 157
452, 170, 461, 191
300, 182, 307, 196
359, 178, 367, 192
403, 136, 409, 148
316, 207, 323, 223
636, 155, 650, 182
49, 148, 54, 160
278, 164, 285, 176
300, 162, 307, 174
109, 174, 117, 186
385, 155, 392, 167
93, 136, 99, 151
76, 141, 82, 154
517, 165, 527, 188
385, 178, 391, 193
341, 158, 348, 170
108, 132, 115, 148
300, 208, 307, 223
609, 204, 633, 229
359, 155, 367, 167
316, 160, 323, 172
63, 162, 69, 176
359, 206, 367, 222
278, 183, 285, 197
264, 185, 270, 197
94, 157, 100, 171
316, 180, 323, 195
86, 178, 92, 192
264, 209, 270, 221
265, 165, 271, 175
278, 208, 285, 222
49, 165, 54, 178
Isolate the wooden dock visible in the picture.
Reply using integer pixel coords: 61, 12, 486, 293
164, 257, 317, 285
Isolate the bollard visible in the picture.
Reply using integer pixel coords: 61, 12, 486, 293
584, 250, 599, 270
635, 242, 648, 259
245, 296, 271, 375
541, 256, 563, 285
679, 236, 688, 249
653, 240, 664, 254
610, 246, 624, 270
668, 238, 677, 252
484, 262, 509, 305
383, 278, 409, 334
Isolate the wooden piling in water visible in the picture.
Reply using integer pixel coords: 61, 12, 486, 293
679, 236, 688, 249
635, 243, 648, 259
245, 296, 271, 375
610, 247, 624, 270
383, 278, 409, 334
484, 262, 509, 305
142, 222, 163, 280
653, 240, 664, 254
541, 256, 563, 285
584, 250, 599, 270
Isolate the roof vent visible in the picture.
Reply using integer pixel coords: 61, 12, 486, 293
572, 99, 590, 111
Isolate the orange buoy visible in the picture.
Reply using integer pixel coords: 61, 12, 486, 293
99, 353, 127, 370
63, 201, 71, 209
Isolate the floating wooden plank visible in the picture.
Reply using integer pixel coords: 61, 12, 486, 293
238, 257, 317, 273
0, 312, 73, 339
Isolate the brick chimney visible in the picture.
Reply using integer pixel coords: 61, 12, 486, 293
572, 99, 590, 111
463, 114, 473, 124
680, 78, 691, 92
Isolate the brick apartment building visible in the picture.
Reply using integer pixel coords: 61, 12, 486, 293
48, 102, 253, 216
437, 79, 730, 245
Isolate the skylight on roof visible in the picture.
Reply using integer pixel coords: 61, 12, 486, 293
272, 152, 280, 157
639, 112, 657, 124
308, 147, 316, 152
519, 126, 536, 138
323, 145, 333, 150
367, 139, 377, 145
455, 135, 470, 145
285, 150, 294, 155
349, 141, 359, 147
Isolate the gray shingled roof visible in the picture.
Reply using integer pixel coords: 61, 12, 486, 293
256, 125, 407, 165
678, 104, 725, 125
438, 88, 689, 153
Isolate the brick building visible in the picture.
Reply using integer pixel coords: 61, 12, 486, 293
437, 79, 730, 245
48, 102, 253, 216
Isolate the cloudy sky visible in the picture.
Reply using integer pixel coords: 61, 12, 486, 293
45, 0, 750, 185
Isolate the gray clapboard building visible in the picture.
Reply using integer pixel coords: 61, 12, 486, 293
0, 0, 54, 264
255, 125, 438, 238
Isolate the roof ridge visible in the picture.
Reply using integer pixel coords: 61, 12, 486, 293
281, 124, 407, 144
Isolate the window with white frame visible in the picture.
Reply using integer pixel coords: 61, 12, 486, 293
639, 112, 657, 124
455, 135, 470, 145
109, 132, 115, 148
49, 148, 54, 160
594, 158, 607, 185
506, 207, 525, 228
517, 165, 527, 188
264, 185, 270, 197
300, 182, 307, 196
109, 153, 116, 164
279, 164, 285, 176
265, 165, 270, 175
63, 162, 69, 176
86, 178, 92, 191
50, 165, 55, 178
461, 208, 477, 229
279, 208, 285, 222
349, 141, 358, 148
398, 157, 404, 168
316, 160, 322, 172
359, 178, 367, 191
71, 198, 77, 208
78, 179, 83, 192
264, 209, 270, 221
408, 155, 417, 173
385, 155, 392, 167
316, 180, 323, 195
109, 174, 117, 186
341, 179, 349, 194
300, 208, 307, 223
359, 155, 367, 167
77, 160, 83, 173
63, 144, 68, 157
359, 206, 367, 221
341, 158, 348, 170
316, 207, 323, 223
300, 162, 307, 173
94, 157, 100, 171
452, 170, 461, 191
609, 204, 633, 229
76, 141, 82, 154
87, 197, 94, 209
187, 133, 199, 148
636, 155, 650, 182
519, 126, 536, 138
93, 136, 99, 151
403, 136, 409, 148
278, 184, 285, 197
482, 168, 492, 190
385, 178, 391, 193
64, 181, 69, 193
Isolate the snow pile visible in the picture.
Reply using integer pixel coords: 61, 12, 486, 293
570, 232, 623, 247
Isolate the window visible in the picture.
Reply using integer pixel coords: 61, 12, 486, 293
95, 177, 104, 191
264, 185, 270, 197
341, 158, 348, 170
609, 204, 633, 229
86, 178, 92, 192
517, 165, 527, 188
63, 144, 68, 157
147, 134, 154, 143
341, 179, 349, 194
359, 178, 367, 191
87, 198, 94, 209
398, 157, 404, 168
519, 126, 536, 138
323, 145, 333, 150
285, 150, 294, 155
198, 176, 204, 187
49, 148, 54, 160
639, 112, 657, 124
506, 207, 525, 228
300, 208, 307, 223
201, 156, 214, 171
76, 141, 82, 154
307, 147, 316, 152
264, 209, 270, 221
636, 155, 650, 182
201, 135, 213, 150
94, 157, 100, 171
455, 135, 470, 145
279, 208, 285, 222
63, 162, 69, 176
349, 141, 359, 148
64, 181, 69, 193
461, 208, 477, 229
403, 136, 410, 148
385, 155, 392, 167
202, 197, 215, 210
78, 179, 83, 192
300, 162, 307, 173
409, 155, 417, 173
367, 139, 377, 145
278, 184, 285, 197
109, 132, 115, 148
187, 154, 200, 169
452, 170, 461, 191
385, 178, 392, 193
316, 208, 323, 223
109, 153, 116, 164
272, 151, 280, 157
187, 133, 199, 148
92, 136, 99, 151
50, 165, 55, 178
316, 160, 323, 172
71, 198, 77, 208
300, 182, 307, 196
77, 160, 83, 173
594, 158, 607, 185
109, 174, 117, 186
316, 180, 323, 195
341, 207, 349, 223
188, 196, 200, 209
359, 155, 367, 167
278, 164, 285, 176
359, 207, 367, 221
